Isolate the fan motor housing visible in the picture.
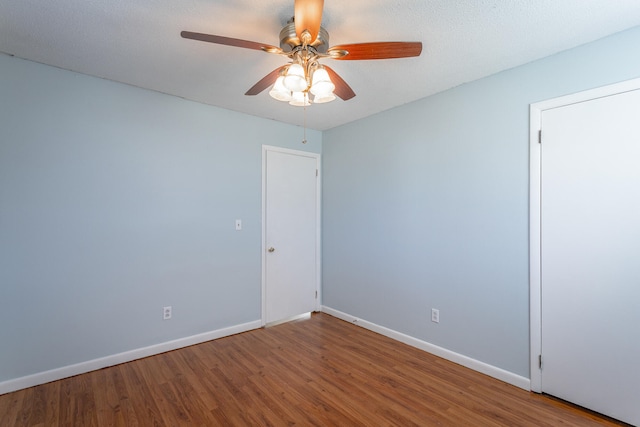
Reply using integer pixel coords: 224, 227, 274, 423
279, 21, 329, 53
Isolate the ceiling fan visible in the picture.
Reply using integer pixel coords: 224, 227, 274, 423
181, 0, 422, 106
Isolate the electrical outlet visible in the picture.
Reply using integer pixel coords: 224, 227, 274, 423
431, 308, 440, 323
163, 306, 172, 320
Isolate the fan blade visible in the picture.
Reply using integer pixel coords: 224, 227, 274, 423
328, 42, 422, 60
324, 66, 355, 101
294, 0, 324, 43
181, 31, 283, 54
245, 66, 286, 96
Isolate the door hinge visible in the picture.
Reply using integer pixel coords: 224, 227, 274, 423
538, 130, 542, 144
315, 291, 318, 299
316, 169, 318, 177
538, 354, 542, 369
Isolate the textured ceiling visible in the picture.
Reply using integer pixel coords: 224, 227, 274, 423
2, 1, 640, 130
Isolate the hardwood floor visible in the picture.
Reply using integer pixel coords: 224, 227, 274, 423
0, 313, 629, 426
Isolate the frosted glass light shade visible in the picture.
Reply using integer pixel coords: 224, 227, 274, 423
289, 91, 311, 106
283, 64, 307, 92
310, 68, 335, 96
269, 76, 292, 102
313, 93, 336, 104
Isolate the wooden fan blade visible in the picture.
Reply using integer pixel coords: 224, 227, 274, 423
294, 0, 324, 43
181, 31, 283, 54
245, 66, 286, 96
328, 42, 422, 60
324, 66, 355, 101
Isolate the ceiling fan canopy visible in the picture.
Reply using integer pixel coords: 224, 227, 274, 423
181, 0, 422, 106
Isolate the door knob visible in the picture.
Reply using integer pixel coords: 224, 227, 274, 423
268, 247, 275, 252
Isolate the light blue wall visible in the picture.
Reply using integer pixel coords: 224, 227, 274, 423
0, 54, 320, 382
322, 26, 640, 377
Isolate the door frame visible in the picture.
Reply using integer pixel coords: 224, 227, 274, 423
529, 77, 640, 392
261, 145, 321, 326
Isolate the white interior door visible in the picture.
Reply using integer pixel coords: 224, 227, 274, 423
263, 146, 319, 325
540, 88, 640, 425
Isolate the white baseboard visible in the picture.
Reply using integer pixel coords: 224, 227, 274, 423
2, 311, 531, 395
0, 319, 262, 395
321, 306, 530, 391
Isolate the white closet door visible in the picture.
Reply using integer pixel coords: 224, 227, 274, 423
541, 88, 640, 425
263, 147, 319, 324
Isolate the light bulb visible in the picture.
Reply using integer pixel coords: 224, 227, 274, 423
269, 76, 292, 102
283, 64, 308, 92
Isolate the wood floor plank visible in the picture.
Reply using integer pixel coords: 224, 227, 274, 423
0, 313, 631, 426
91, 368, 118, 427
12, 388, 35, 427
39, 381, 60, 427
72, 371, 99, 426
118, 361, 165, 426
108, 363, 140, 426
0, 387, 21, 426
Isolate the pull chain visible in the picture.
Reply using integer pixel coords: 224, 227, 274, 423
302, 102, 308, 144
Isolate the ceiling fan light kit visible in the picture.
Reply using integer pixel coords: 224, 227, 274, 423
181, 0, 422, 107
273, 55, 338, 105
